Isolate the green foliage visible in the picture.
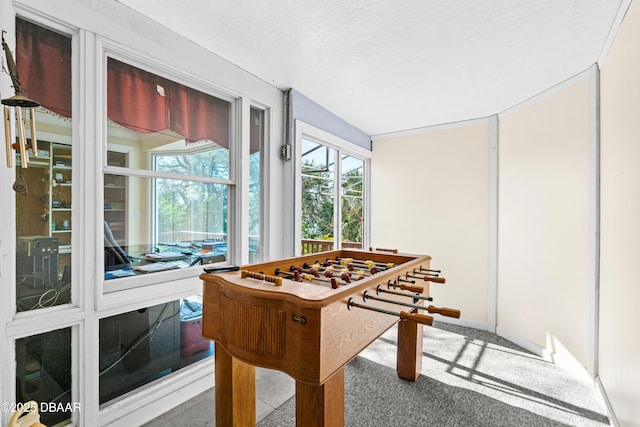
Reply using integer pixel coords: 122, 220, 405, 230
155, 148, 230, 237
249, 152, 261, 235
341, 167, 363, 243
301, 168, 335, 239
301, 157, 363, 244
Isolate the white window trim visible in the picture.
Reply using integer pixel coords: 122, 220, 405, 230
99, 46, 241, 295
1, 2, 281, 424
294, 120, 371, 255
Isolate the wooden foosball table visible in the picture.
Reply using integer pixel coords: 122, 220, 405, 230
201, 249, 460, 426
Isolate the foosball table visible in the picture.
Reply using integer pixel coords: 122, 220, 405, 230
200, 249, 460, 427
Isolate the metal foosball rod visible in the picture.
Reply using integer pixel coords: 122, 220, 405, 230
334, 257, 396, 270
280, 269, 339, 288
241, 270, 283, 286
405, 272, 423, 280
305, 262, 369, 280
314, 264, 371, 281
300, 272, 341, 288
324, 259, 381, 275
274, 268, 302, 282
347, 298, 434, 326
340, 259, 384, 272
320, 269, 352, 285
291, 264, 321, 277
325, 266, 369, 281
387, 279, 424, 294
364, 291, 461, 319
378, 284, 432, 301
310, 261, 373, 277
293, 264, 354, 284
276, 268, 342, 288
397, 275, 415, 284
419, 266, 442, 274
408, 270, 447, 284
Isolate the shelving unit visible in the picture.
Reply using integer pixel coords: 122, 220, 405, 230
51, 143, 72, 254
104, 151, 128, 245
15, 140, 51, 240
15, 143, 130, 290
15, 140, 72, 301
15, 141, 73, 246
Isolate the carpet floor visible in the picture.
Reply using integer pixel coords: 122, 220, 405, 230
258, 322, 609, 427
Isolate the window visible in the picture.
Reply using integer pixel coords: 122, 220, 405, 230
100, 59, 236, 403
341, 155, 365, 247
296, 122, 370, 255
98, 295, 210, 404
16, 328, 72, 426
103, 58, 233, 283
2, 6, 278, 424
249, 107, 264, 263
14, 18, 72, 312
301, 139, 337, 253
11, 17, 74, 427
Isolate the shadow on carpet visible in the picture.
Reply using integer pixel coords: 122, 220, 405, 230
258, 356, 607, 427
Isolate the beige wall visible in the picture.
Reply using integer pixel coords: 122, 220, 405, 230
497, 79, 592, 370
599, 0, 640, 425
371, 123, 490, 324
370, 4, 640, 425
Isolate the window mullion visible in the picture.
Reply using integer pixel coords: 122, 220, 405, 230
235, 98, 250, 265
335, 149, 342, 249
103, 166, 234, 186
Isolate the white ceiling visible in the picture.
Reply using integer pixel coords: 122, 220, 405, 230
116, 0, 622, 136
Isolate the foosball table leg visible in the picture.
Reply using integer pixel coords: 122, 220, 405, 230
295, 367, 345, 427
396, 315, 424, 381
214, 342, 256, 426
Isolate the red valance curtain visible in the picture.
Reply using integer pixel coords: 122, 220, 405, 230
107, 59, 169, 134
16, 18, 72, 118
15, 18, 230, 148
166, 79, 230, 146
107, 58, 230, 148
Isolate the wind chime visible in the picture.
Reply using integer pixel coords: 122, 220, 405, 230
2, 30, 40, 185
2, 30, 40, 196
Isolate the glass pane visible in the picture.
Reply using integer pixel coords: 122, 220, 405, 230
341, 155, 364, 248
106, 58, 230, 179
249, 107, 263, 263
99, 297, 212, 404
15, 18, 72, 312
104, 175, 228, 279
154, 145, 229, 180
16, 328, 72, 426
301, 139, 335, 254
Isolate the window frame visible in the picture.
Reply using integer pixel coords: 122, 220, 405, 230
294, 120, 371, 255
100, 52, 239, 294
247, 105, 267, 264
1, 4, 280, 424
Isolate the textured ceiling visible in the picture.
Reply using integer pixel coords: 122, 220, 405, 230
117, 0, 622, 136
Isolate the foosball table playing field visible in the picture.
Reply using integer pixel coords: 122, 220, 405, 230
200, 248, 460, 427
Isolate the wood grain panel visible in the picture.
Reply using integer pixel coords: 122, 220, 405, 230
220, 294, 286, 359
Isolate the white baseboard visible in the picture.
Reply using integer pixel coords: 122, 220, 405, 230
495, 326, 549, 358
438, 322, 618, 426
434, 316, 489, 331
596, 376, 620, 427
437, 322, 595, 386
495, 326, 593, 384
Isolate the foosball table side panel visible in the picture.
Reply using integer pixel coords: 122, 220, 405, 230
202, 277, 326, 383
